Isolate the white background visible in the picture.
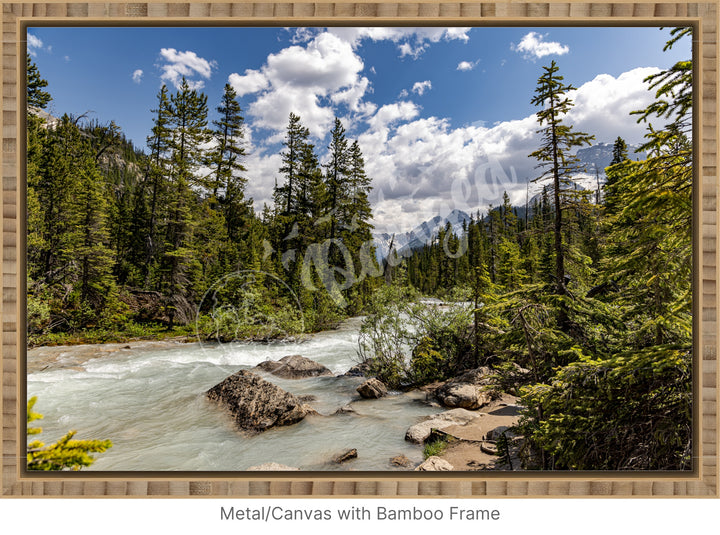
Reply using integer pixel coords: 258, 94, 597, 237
1, 498, 718, 534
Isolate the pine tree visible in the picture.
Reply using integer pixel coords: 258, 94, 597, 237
273, 112, 312, 264
324, 117, 350, 242
208, 83, 253, 272
159, 78, 211, 324
26, 54, 51, 109
209, 83, 247, 202
529, 60, 595, 297
602, 28, 692, 348
610, 136, 628, 165
139, 85, 173, 285
277, 112, 309, 216
169, 77, 211, 190
28, 115, 116, 327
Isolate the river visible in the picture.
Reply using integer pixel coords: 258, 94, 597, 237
26, 317, 441, 471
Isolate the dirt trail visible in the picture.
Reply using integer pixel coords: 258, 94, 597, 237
434, 393, 524, 471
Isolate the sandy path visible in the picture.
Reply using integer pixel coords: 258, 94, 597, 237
433, 393, 524, 471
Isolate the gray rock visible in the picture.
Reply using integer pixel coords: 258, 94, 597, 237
434, 366, 497, 409
405, 409, 480, 444
480, 442, 498, 455
206, 370, 310, 433
256, 354, 333, 379
333, 449, 358, 463
415, 456, 454, 471
340, 358, 376, 377
357, 378, 388, 399
391, 454, 412, 467
486, 425, 511, 440
334, 404, 357, 415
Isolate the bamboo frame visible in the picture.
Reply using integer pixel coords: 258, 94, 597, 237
1, 1, 717, 497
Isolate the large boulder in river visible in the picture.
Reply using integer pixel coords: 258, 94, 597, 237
357, 378, 387, 399
434, 366, 499, 410
206, 370, 310, 433
256, 355, 333, 379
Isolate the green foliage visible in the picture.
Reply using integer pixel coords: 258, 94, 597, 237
410, 336, 447, 385
27, 60, 377, 344
517, 346, 691, 470
357, 283, 475, 388
26, 54, 51, 109
529, 60, 594, 297
423, 436, 449, 459
610, 136, 628, 166
27, 397, 112, 470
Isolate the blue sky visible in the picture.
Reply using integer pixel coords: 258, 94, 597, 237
27, 26, 690, 233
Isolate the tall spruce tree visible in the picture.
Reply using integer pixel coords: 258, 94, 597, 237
324, 117, 350, 242
529, 60, 594, 297
610, 136, 629, 165
273, 112, 311, 263
209, 83, 253, 272
160, 78, 211, 323
209, 83, 247, 202
141, 85, 173, 286
169, 77, 211, 190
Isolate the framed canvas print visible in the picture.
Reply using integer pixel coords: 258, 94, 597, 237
1, 1, 718, 498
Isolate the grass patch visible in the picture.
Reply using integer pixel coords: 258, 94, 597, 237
423, 437, 449, 459
28, 322, 196, 348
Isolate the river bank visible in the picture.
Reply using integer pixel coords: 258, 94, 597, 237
27, 315, 523, 471
27, 317, 437, 471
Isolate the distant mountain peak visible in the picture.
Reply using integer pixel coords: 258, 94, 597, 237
373, 209, 472, 261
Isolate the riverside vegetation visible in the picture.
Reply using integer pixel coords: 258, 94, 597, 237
26, 28, 691, 471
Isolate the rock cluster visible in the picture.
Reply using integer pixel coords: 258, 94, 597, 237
256, 355, 333, 379
434, 366, 498, 409
356, 378, 388, 399
206, 370, 311, 433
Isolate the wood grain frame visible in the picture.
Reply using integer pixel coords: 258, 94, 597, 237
0, 1, 717, 498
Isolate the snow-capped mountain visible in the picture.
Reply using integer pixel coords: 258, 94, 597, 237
373, 209, 471, 261
372, 142, 648, 262
575, 142, 647, 173
531, 141, 648, 201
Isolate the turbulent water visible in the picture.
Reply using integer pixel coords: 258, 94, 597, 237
27, 318, 440, 471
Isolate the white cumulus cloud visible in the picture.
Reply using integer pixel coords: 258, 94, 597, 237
327, 27, 471, 59
158, 48, 217, 90
228, 69, 269, 96
132, 69, 143, 83
412, 80, 432, 96
27, 33, 45, 55
512, 32, 569, 60
239, 32, 372, 139
457, 61, 476, 71
359, 68, 658, 233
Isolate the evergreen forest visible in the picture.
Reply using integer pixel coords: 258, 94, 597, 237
26, 28, 692, 471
